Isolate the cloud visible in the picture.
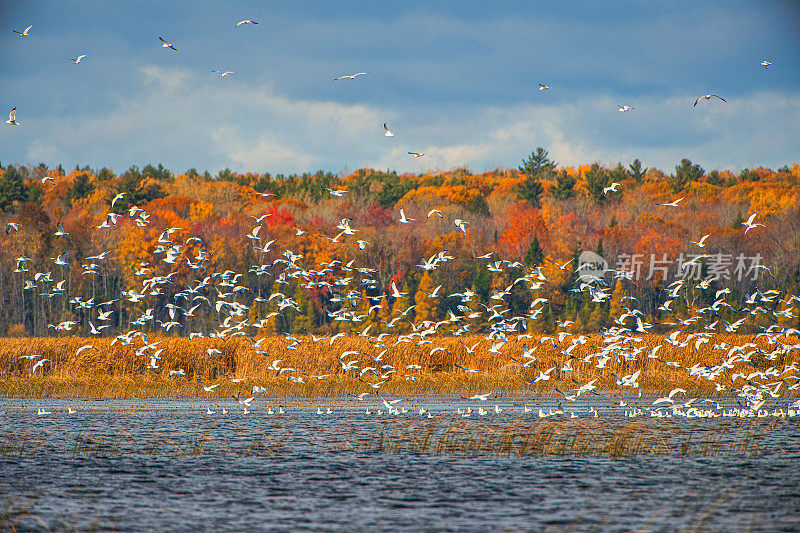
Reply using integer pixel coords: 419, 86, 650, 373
9, 62, 800, 176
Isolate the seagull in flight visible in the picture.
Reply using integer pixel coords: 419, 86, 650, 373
603, 182, 621, 194
6, 107, 19, 125
212, 70, 234, 77
742, 213, 764, 233
408, 152, 424, 157
68, 55, 87, 64
618, 105, 633, 112
334, 72, 366, 80
656, 197, 684, 207
760, 60, 772, 70
12, 25, 33, 36
693, 94, 726, 107
158, 37, 177, 51
236, 19, 259, 26
538, 84, 550, 90
690, 234, 710, 247
383, 123, 395, 137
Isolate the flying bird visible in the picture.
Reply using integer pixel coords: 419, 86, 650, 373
760, 60, 772, 69
12, 25, 33, 36
618, 105, 633, 112
693, 94, 726, 107
6, 107, 19, 125
408, 152, 424, 157
334, 72, 366, 80
158, 37, 177, 51
656, 197, 684, 207
236, 20, 259, 26
742, 213, 765, 233
383, 123, 395, 137
68, 55, 87, 64
212, 70, 234, 77
603, 182, 621, 194
538, 84, 550, 90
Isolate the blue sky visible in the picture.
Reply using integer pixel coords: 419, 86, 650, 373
1, 1, 799, 175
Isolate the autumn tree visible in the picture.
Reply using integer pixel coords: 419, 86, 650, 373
414, 271, 438, 324
668, 158, 703, 193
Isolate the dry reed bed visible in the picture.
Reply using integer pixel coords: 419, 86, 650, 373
0, 418, 782, 459
0, 334, 797, 398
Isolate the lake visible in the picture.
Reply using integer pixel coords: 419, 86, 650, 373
2, 396, 799, 531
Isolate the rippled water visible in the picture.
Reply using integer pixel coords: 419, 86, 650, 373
2, 397, 799, 531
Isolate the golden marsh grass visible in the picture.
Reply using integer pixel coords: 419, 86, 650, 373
0, 334, 797, 398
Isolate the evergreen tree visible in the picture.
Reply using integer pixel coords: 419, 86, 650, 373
628, 159, 647, 183
550, 169, 576, 200
668, 158, 703, 192
524, 235, 545, 267
67, 172, 95, 205
585, 163, 610, 204
0, 165, 27, 212
517, 148, 556, 208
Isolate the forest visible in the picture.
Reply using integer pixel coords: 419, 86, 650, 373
0, 149, 798, 338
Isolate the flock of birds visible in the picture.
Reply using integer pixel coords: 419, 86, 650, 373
7, 179, 799, 422
5, 17, 797, 423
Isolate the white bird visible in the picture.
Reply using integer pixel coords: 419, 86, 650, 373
391, 281, 408, 298
656, 197, 684, 207
427, 209, 443, 218
760, 60, 772, 70
334, 72, 366, 80
398, 208, 415, 224
32, 358, 49, 374
158, 37, 177, 51
12, 25, 33, 36
742, 213, 764, 233
383, 123, 395, 137
693, 94, 726, 107
54, 222, 69, 237
469, 392, 492, 401
212, 70, 234, 77
75, 344, 97, 357
617, 105, 633, 112
357, 240, 370, 250
603, 182, 621, 194
68, 55, 87, 63
197, 379, 220, 393
111, 192, 126, 208
236, 19, 259, 26
408, 152, 424, 157
6, 107, 19, 125
538, 84, 550, 90
690, 234, 710, 247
